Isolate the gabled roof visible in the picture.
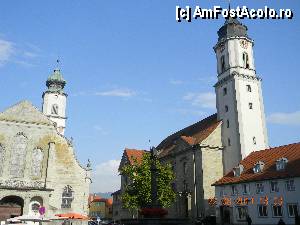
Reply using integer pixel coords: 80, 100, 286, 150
124, 148, 148, 165
118, 148, 148, 171
214, 142, 300, 186
157, 114, 221, 158
0, 100, 54, 126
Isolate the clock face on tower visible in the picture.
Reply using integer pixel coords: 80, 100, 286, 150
240, 40, 248, 49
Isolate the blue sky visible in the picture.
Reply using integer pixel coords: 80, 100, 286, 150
0, 0, 299, 192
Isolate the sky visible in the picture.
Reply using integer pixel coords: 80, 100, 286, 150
0, 0, 299, 193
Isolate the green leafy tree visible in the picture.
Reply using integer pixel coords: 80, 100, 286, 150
120, 153, 176, 211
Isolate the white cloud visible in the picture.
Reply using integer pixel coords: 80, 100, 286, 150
91, 159, 121, 193
177, 108, 206, 116
183, 92, 216, 109
93, 125, 109, 135
169, 79, 184, 85
267, 111, 300, 125
95, 88, 136, 97
0, 39, 14, 66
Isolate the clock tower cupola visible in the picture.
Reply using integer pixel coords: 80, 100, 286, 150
42, 65, 67, 135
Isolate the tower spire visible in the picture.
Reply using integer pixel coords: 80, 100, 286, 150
56, 59, 60, 70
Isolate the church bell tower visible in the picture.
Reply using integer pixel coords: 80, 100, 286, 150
214, 18, 268, 173
42, 67, 67, 135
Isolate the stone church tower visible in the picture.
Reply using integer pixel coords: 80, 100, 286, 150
214, 18, 269, 173
42, 68, 67, 135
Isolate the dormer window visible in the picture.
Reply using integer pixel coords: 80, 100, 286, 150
253, 161, 265, 173
233, 164, 244, 177
276, 157, 288, 171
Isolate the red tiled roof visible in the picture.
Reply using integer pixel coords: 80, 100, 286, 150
55, 213, 89, 220
214, 142, 300, 186
106, 198, 113, 205
181, 136, 196, 145
88, 194, 101, 204
124, 148, 148, 165
157, 114, 221, 157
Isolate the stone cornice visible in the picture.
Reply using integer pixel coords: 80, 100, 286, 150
0, 186, 54, 191
42, 91, 68, 98
0, 118, 54, 127
46, 115, 67, 120
218, 66, 256, 76
214, 72, 262, 88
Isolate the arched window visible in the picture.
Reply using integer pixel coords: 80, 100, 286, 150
183, 162, 187, 175
226, 120, 230, 128
51, 104, 59, 115
221, 55, 225, 72
0, 144, 4, 176
253, 137, 257, 145
246, 84, 252, 92
10, 133, 27, 177
31, 148, 44, 177
61, 185, 74, 208
225, 105, 229, 112
243, 52, 250, 69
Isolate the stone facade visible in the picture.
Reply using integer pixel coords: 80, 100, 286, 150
158, 118, 223, 221
112, 116, 224, 223
0, 70, 91, 222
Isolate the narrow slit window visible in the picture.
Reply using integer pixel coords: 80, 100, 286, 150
228, 138, 231, 146
226, 120, 230, 128
243, 52, 250, 69
223, 87, 227, 96
253, 137, 257, 145
221, 55, 225, 72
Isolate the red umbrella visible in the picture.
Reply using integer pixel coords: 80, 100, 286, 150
55, 213, 89, 220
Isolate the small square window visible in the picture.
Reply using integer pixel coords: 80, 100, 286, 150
223, 87, 227, 96
286, 180, 295, 191
256, 183, 264, 194
249, 103, 253, 109
270, 181, 279, 192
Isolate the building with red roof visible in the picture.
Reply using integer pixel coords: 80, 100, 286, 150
213, 142, 300, 225
88, 194, 113, 220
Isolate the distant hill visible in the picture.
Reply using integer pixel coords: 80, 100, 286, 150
91, 192, 113, 199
